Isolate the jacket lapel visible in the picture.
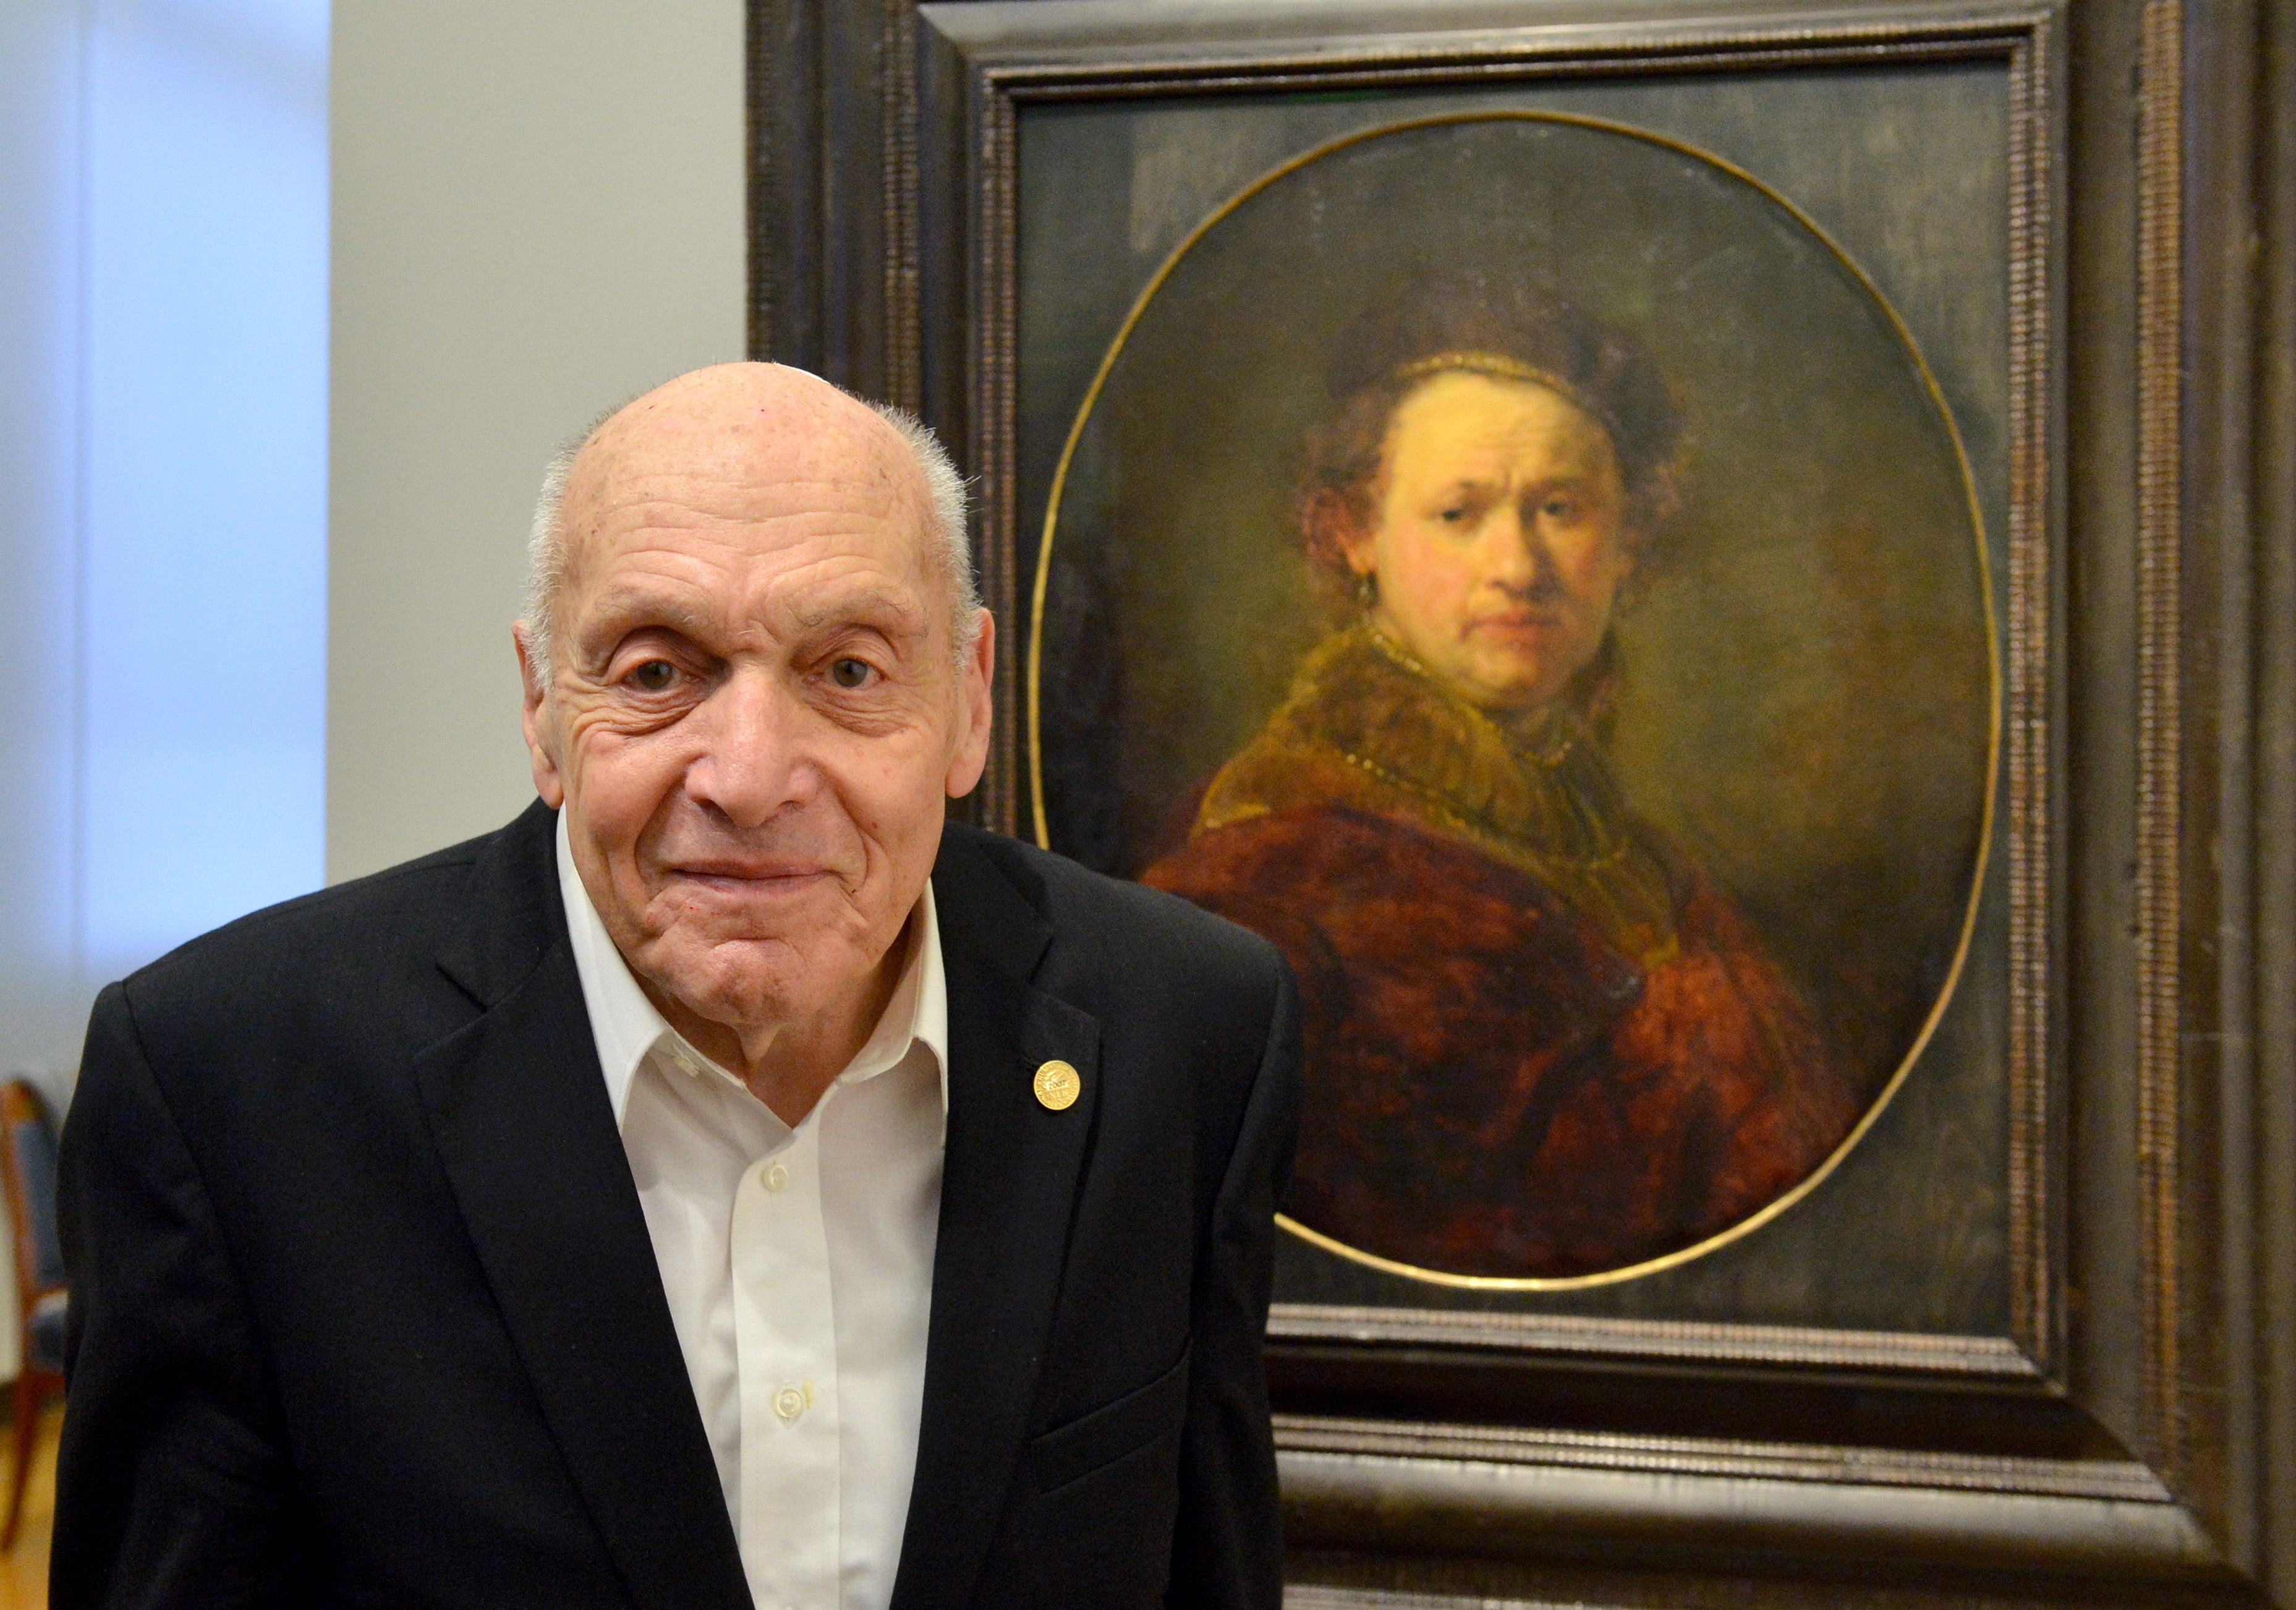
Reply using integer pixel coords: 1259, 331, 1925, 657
414, 804, 750, 1610
890, 829, 1104, 1610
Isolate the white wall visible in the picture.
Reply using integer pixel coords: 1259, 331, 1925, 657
328, 0, 747, 881
0, 1, 88, 1382
0, 0, 87, 1121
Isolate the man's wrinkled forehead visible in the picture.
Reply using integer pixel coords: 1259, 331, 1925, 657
566, 373, 924, 543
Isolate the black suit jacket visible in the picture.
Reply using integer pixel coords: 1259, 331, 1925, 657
54, 803, 1301, 1608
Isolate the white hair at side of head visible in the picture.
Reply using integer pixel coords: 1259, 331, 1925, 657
862, 398, 982, 659
519, 434, 587, 690
517, 383, 980, 692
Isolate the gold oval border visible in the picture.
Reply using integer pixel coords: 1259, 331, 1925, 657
1026, 109, 2003, 1292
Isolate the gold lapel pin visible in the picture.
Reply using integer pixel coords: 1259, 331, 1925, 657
1033, 1059, 1081, 1112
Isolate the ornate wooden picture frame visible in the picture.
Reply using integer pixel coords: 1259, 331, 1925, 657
748, 0, 2296, 1603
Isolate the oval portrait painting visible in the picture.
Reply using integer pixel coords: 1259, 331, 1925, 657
1030, 113, 1996, 1287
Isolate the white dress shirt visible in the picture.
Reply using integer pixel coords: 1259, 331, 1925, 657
557, 812, 948, 1610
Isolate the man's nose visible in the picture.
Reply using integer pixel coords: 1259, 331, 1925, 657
681, 668, 814, 828
1482, 500, 1554, 592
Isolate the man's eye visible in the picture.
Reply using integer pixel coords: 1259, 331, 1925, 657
1439, 506, 1469, 524
828, 657, 875, 690
629, 660, 679, 692
1541, 496, 1582, 521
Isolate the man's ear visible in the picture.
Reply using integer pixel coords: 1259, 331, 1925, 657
512, 623, 567, 809
1306, 488, 1374, 576
1611, 528, 1644, 605
944, 608, 997, 801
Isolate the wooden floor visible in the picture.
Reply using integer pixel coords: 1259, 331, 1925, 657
0, 1403, 61, 1610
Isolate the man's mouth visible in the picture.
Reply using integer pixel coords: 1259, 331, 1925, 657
1470, 608, 1563, 637
663, 862, 835, 897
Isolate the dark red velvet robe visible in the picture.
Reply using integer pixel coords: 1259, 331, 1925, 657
1141, 627, 1861, 1280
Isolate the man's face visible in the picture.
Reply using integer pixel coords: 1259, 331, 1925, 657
518, 367, 992, 1055
1346, 370, 1634, 710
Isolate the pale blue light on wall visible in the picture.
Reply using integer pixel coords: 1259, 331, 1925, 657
0, 0, 328, 1090
81, 0, 329, 972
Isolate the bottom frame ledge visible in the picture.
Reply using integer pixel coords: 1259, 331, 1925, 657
1277, 1446, 2230, 1587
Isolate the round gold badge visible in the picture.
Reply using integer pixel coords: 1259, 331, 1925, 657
1033, 1059, 1081, 1112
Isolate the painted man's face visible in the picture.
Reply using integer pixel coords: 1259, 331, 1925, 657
1346, 370, 1634, 711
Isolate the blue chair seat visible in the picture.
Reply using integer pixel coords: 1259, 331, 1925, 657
0, 1077, 66, 1551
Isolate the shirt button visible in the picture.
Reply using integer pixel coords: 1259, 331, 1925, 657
772, 1384, 806, 1424
670, 1049, 700, 1078
764, 1162, 788, 1193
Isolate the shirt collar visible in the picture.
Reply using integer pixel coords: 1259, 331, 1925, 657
555, 808, 950, 1131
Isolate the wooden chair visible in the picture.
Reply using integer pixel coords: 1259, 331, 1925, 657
0, 1080, 65, 1551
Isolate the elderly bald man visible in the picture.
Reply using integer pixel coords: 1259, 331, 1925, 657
53, 364, 1301, 1610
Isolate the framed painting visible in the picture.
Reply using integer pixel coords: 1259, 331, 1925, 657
1032, 106, 1997, 1303
749, 0, 2296, 1603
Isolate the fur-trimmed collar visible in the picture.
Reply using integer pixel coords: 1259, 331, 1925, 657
1194, 623, 1679, 965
